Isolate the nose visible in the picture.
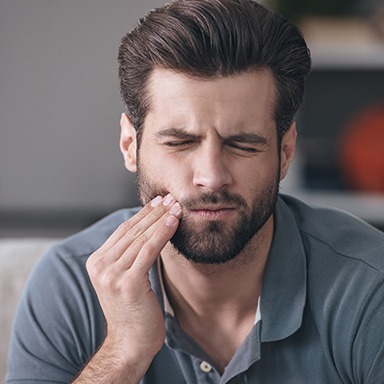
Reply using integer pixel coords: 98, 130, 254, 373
192, 145, 233, 192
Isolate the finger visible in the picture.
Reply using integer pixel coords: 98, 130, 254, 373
117, 202, 182, 270
86, 195, 177, 284
107, 194, 177, 263
96, 195, 165, 255
94, 194, 178, 266
128, 209, 182, 276
119, 194, 177, 241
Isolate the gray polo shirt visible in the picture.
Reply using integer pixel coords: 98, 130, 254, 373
6, 195, 384, 383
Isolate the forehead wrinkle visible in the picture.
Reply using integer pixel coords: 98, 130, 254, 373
144, 68, 277, 142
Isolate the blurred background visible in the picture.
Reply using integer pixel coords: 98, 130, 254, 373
1, 0, 384, 238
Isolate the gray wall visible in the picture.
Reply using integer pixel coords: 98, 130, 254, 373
0, 0, 166, 233
1, 1, 384, 236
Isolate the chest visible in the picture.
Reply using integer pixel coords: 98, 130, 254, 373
182, 317, 256, 374
141, 311, 354, 384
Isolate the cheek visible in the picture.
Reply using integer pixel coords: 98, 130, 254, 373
235, 157, 280, 195
142, 153, 191, 193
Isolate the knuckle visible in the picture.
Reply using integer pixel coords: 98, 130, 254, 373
131, 232, 150, 250
86, 251, 116, 281
138, 232, 149, 246
86, 254, 102, 276
119, 220, 134, 232
101, 269, 119, 290
121, 220, 145, 239
140, 241, 156, 256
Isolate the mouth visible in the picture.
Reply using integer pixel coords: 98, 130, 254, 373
186, 206, 236, 221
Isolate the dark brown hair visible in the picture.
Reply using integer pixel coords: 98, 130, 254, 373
118, 0, 311, 144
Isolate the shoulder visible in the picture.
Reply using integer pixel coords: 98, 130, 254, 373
7, 208, 141, 381
33, 208, 140, 272
52, 207, 140, 260
21, 207, 141, 323
279, 194, 384, 273
279, 195, 384, 379
24, 207, 140, 300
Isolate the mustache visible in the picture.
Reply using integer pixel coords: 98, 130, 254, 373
136, 173, 247, 210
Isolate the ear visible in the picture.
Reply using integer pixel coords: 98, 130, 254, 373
279, 122, 297, 180
120, 113, 137, 173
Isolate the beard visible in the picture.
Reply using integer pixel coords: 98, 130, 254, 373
136, 162, 279, 265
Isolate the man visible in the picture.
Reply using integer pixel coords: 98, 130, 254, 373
6, 0, 384, 383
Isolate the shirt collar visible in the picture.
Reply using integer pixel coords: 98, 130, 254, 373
156, 258, 175, 317
155, 257, 262, 325
149, 195, 307, 342
259, 195, 307, 342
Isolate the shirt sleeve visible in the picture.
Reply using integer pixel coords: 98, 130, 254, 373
352, 278, 384, 384
6, 244, 105, 383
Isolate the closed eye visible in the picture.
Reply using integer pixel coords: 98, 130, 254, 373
156, 128, 200, 149
163, 140, 197, 147
224, 133, 268, 154
226, 142, 260, 153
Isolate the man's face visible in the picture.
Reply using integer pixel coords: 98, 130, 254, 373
123, 68, 295, 264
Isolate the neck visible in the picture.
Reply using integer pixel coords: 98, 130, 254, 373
160, 215, 274, 321
160, 216, 274, 373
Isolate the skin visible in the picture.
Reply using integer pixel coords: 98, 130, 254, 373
74, 68, 296, 381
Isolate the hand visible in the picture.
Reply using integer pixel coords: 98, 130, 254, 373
85, 194, 182, 376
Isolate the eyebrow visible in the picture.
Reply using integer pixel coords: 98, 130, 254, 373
155, 128, 268, 145
155, 128, 199, 140
225, 133, 268, 146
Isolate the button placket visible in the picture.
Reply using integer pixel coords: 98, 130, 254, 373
200, 361, 213, 373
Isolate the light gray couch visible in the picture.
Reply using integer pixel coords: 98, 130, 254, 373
0, 238, 59, 381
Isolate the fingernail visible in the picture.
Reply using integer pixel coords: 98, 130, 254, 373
150, 196, 162, 207
165, 215, 178, 227
163, 194, 175, 207
169, 202, 181, 215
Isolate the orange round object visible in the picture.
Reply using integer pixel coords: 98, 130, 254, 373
339, 104, 384, 193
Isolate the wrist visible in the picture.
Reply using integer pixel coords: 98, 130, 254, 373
73, 337, 156, 383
